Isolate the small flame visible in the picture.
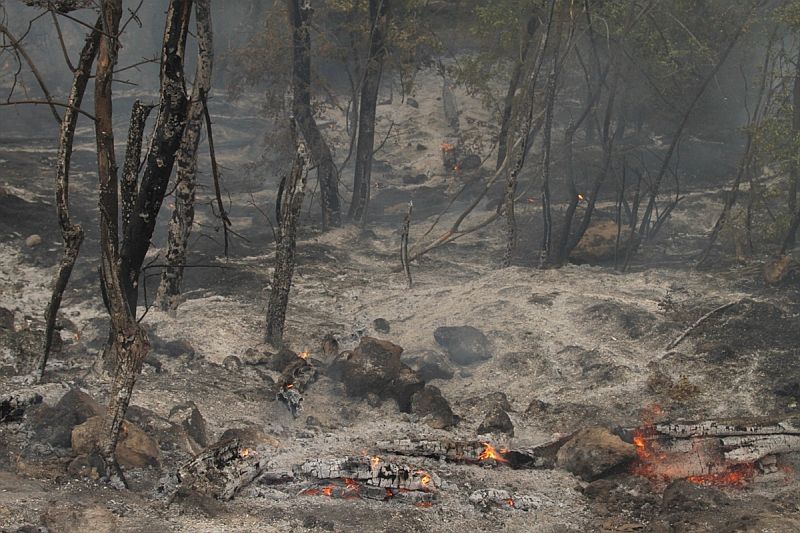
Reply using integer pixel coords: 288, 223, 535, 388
322, 486, 334, 497
239, 447, 251, 458
441, 142, 454, 152
285, 382, 294, 389
577, 194, 585, 202
478, 442, 509, 463
298, 351, 309, 360
371, 456, 381, 470
418, 472, 431, 487
505, 498, 515, 507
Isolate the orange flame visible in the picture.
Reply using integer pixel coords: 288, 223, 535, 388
478, 442, 509, 464
505, 498, 515, 507
239, 448, 251, 458
322, 486, 334, 497
298, 351, 309, 360
371, 456, 381, 470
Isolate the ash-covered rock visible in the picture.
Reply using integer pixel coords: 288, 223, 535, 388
477, 404, 514, 436
556, 427, 636, 481
401, 350, 455, 381
434, 325, 491, 365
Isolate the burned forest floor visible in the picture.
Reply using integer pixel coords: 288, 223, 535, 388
2, 74, 800, 532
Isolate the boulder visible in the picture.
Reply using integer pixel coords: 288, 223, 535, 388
411, 386, 455, 429
72, 416, 159, 468
329, 337, 423, 412
434, 326, 491, 365
570, 219, 631, 264
401, 350, 455, 381
477, 404, 514, 436
555, 427, 636, 481
30, 388, 103, 448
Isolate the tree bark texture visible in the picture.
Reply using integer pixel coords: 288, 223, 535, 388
266, 141, 308, 346
37, 19, 101, 380
157, 0, 214, 311
288, 0, 341, 229
120, 0, 193, 314
348, 0, 389, 225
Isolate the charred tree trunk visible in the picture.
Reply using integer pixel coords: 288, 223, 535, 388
37, 19, 101, 380
497, 14, 539, 171
266, 141, 308, 346
157, 0, 214, 311
348, 0, 389, 225
119, 0, 193, 316
288, 0, 341, 229
94, 0, 151, 487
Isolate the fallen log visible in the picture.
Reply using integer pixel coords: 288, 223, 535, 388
296, 456, 438, 491
722, 434, 800, 464
655, 419, 800, 438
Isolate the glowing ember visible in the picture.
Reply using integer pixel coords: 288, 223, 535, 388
298, 351, 309, 360
322, 486, 334, 497
441, 142, 454, 152
239, 448, 252, 458
418, 472, 431, 487
478, 442, 509, 464
370, 456, 381, 470
415, 501, 433, 508
577, 194, 585, 201
505, 498, 515, 508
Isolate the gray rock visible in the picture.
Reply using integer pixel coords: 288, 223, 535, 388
403, 173, 428, 185
373, 318, 390, 333
0, 307, 14, 331
406, 97, 419, 108
401, 350, 455, 381
477, 404, 514, 436
169, 401, 208, 452
434, 325, 491, 365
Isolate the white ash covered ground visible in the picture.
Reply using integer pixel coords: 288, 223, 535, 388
2, 73, 800, 532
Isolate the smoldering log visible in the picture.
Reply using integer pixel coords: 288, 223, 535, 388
722, 435, 800, 464
296, 456, 439, 491
276, 356, 318, 417
165, 439, 292, 501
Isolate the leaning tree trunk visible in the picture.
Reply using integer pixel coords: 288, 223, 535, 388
119, 0, 193, 316
266, 141, 308, 346
94, 0, 150, 487
156, 0, 214, 311
36, 19, 101, 380
348, 0, 389, 225
288, 0, 341, 229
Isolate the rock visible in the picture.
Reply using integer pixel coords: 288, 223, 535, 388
150, 335, 195, 360
373, 318, 390, 333
661, 479, 729, 512
477, 404, 514, 436
24, 234, 42, 248
243, 345, 272, 366
268, 347, 301, 371
42, 504, 118, 533
411, 386, 455, 429
0, 306, 14, 331
525, 398, 551, 415
433, 326, 491, 365
403, 173, 428, 185
401, 350, 455, 381
30, 388, 103, 448
406, 97, 419, 108
171, 487, 225, 518
328, 337, 424, 412
1, 390, 43, 422
217, 427, 280, 450
66, 453, 105, 480
416, 143, 427, 151
72, 416, 159, 468
555, 427, 636, 481
459, 154, 482, 171
570, 219, 631, 264
222, 355, 242, 371
169, 401, 208, 454
320, 333, 339, 365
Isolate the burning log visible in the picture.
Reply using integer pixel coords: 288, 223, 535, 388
376, 437, 564, 469
161, 438, 291, 502
276, 352, 318, 418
